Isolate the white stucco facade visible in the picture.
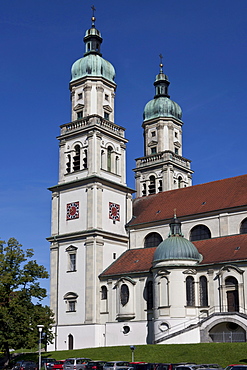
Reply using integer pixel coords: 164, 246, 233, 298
48, 17, 247, 351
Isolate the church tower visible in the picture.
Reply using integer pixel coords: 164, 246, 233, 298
134, 59, 193, 197
48, 12, 134, 350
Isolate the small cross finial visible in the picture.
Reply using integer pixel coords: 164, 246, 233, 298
91, 5, 96, 26
159, 53, 163, 72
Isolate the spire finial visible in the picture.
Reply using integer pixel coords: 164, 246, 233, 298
174, 208, 177, 218
159, 53, 163, 73
91, 5, 96, 27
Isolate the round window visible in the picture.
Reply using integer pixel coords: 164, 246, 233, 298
227, 322, 239, 331
159, 322, 169, 332
123, 325, 130, 334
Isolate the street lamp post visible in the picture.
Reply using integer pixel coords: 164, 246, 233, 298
130, 346, 135, 362
37, 325, 44, 370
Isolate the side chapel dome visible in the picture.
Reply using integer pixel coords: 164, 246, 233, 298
70, 17, 115, 83
143, 62, 182, 121
153, 215, 203, 265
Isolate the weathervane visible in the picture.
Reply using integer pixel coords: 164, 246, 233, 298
159, 53, 163, 73
91, 5, 96, 26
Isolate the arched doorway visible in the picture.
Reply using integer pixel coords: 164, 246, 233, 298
225, 277, 239, 312
68, 334, 74, 350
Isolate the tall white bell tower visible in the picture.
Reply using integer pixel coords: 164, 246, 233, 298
48, 11, 134, 350
134, 58, 193, 197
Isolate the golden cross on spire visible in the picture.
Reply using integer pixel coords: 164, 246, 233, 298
91, 5, 96, 26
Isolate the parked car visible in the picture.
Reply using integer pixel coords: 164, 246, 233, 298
52, 361, 65, 370
13, 361, 37, 370
224, 367, 247, 370
85, 361, 107, 370
103, 362, 130, 370
64, 358, 91, 370
197, 365, 223, 370
225, 366, 246, 370
41, 359, 56, 370
129, 363, 148, 370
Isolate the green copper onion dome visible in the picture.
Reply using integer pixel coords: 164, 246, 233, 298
143, 61, 182, 121
71, 15, 115, 83
153, 215, 202, 265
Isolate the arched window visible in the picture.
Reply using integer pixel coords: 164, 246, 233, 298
178, 176, 182, 188
149, 175, 156, 194
73, 145, 80, 171
147, 281, 153, 310
115, 156, 119, 174
199, 276, 208, 307
66, 154, 71, 173
120, 284, 129, 306
190, 225, 211, 241
144, 232, 162, 248
240, 218, 247, 234
158, 180, 163, 192
101, 150, 105, 169
101, 286, 107, 300
107, 146, 113, 172
186, 276, 195, 306
142, 183, 147, 196
83, 150, 87, 169
68, 334, 73, 350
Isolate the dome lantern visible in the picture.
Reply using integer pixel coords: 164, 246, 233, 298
70, 7, 115, 84
143, 56, 182, 122
83, 6, 103, 57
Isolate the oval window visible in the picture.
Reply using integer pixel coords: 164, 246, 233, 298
120, 284, 129, 306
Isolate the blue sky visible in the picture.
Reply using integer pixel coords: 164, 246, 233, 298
1, 0, 247, 304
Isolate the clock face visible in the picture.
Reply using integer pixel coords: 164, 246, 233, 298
66, 202, 79, 220
109, 202, 120, 221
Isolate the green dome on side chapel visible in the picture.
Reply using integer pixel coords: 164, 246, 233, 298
143, 63, 182, 122
70, 16, 115, 84
153, 215, 203, 265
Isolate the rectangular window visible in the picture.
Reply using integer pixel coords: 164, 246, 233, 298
105, 94, 109, 101
151, 147, 157, 154
68, 301, 76, 312
104, 112, 109, 120
69, 253, 76, 271
78, 93, 82, 100
77, 111, 83, 119
151, 131, 156, 137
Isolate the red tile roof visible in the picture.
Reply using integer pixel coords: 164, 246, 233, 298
100, 233, 247, 277
129, 174, 247, 226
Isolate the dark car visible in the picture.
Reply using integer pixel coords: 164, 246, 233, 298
13, 361, 37, 370
85, 362, 106, 370
41, 359, 57, 370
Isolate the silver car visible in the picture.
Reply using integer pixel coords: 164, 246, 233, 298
64, 358, 91, 370
103, 362, 130, 370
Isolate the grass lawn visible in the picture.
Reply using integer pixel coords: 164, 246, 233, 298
15, 343, 247, 368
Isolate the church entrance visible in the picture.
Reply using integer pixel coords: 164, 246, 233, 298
225, 277, 239, 312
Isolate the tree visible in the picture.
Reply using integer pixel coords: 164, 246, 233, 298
0, 238, 54, 362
